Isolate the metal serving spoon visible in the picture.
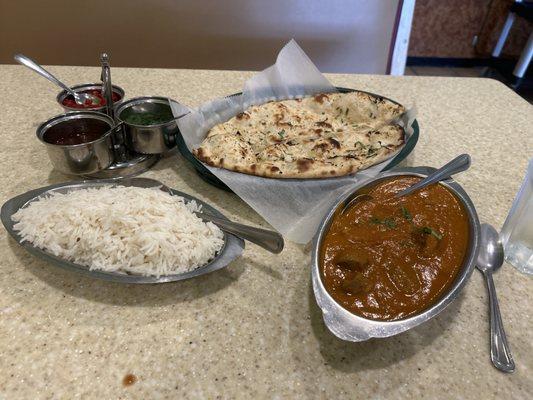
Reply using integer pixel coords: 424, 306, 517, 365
155, 183, 284, 254
194, 210, 284, 254
14, 54, 99, 106
476, 223, 515, 373
340, 154, 471, 214
395, 153, 471, 197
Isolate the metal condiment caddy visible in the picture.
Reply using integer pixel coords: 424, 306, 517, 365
84, 53, 159, 179
19, 51, 182, 179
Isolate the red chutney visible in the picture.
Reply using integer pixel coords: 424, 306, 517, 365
61, 89, 121, 109
320, 176, 470, 321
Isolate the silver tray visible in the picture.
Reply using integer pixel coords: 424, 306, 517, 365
176, 87, 419, 192
311, 166, 481, 341
1, 177, 245, 283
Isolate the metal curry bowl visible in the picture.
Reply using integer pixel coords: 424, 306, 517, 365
311, 166, 481, 342
116, 96, 180, 154
36, 111, 115, 175
56, 83, 125, 113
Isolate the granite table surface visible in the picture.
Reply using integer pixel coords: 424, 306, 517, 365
0, 65, 531, 399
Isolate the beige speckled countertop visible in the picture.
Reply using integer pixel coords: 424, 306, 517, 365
0, 65, 532, 399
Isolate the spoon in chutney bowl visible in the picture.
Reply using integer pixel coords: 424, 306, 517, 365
14, 54, 100, 106
476, 223, 515, 373
341, 154, 472, 215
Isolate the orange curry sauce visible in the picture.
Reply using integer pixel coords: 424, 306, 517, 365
320, 176, 470, 321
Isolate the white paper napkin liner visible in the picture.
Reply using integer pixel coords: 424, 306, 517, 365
172, 40, 416, 243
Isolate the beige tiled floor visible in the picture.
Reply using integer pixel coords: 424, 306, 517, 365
452, 67, 490, 77
405, 66, 486, 77
404, 67, 417, 76
405, 65, 532, 103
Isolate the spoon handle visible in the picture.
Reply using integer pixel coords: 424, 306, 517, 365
484, 270, 515, 372
196, 212, 284, 254
14, 54, 75, 96
396, 154, 471, 197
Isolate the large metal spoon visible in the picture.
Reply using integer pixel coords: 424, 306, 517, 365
396, 153, 471, 197
340, 154, 471, 214
194, 211, 284, 254
476, 223, 515, 373
155, 182, 284, 254
14, 54, 99, 106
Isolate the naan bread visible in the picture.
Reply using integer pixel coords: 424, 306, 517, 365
193, 91, 405, 179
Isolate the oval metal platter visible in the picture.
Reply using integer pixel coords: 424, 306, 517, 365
176, 87, 420, 191
1, 177, 245, 284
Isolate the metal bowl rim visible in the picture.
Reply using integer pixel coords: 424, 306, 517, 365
116, 96, 179, 129
36, 111, 115, 149
311, 166, 480, 335
56, 83, 125, 111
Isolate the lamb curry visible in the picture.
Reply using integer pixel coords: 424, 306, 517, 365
320, 175, 470, 321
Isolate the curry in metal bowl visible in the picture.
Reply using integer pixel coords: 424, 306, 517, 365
320, 175, 470, 321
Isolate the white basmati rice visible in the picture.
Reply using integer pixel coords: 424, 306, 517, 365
11, 186, 224, 277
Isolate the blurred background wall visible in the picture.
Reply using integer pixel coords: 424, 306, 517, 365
1, 0, 530, 71
0, 0, 402, 73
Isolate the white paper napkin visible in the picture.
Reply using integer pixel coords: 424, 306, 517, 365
173, 40, 415, 243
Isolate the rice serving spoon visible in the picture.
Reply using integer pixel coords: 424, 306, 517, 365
155, 182, 284, 254
193, 210, 284, 254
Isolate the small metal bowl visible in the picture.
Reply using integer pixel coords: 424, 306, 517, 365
36, 111, 115, 175
116, 96, 180, 154
311, 166, 481, 341
56, 83, 125, 113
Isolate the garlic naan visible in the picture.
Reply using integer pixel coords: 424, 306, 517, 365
193, 91, 405, 179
